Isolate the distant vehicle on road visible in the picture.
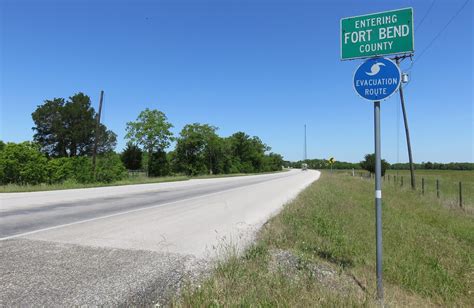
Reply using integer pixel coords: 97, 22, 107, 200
302, 163, 308, 171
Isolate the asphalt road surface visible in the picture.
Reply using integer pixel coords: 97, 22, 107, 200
0, 169, 320, 306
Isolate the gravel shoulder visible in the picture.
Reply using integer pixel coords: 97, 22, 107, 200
0, 238, 209, 306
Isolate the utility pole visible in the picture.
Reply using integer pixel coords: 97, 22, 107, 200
209, 148, 213, 175
396, 57, 415, 190
92, 90, 104, 180
304, 124, 307, 161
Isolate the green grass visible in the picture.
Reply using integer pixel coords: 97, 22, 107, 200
0, 175, 190, 193
338, 169, 474, 209
193, 169, 290, 179
385, 169, 474, 208
0, 170, 290, 193
176, 171, 474, 307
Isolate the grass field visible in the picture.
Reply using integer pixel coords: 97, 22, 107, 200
386, 169, 473, 208
175, 171, 474, 307
347, 169, 474, 209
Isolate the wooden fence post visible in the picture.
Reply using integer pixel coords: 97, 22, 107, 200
422, 178, 424, 195
401, 176, 404, 187
459, 182, 463, 208
436, 179, 440, 198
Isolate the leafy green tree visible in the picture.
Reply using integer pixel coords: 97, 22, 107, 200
263, 153, 284, 172
0, 142, 48, 184
125, 108, 174, 175
32, 98, 66, 156
228, 132, 269, 173
0, 141, 4, 181
148, 150, 170, 176
95, 127, 117, 155
209, 136, 233, 174
424, 161, 433, 169
121, 143, 143, 170
31, 93, 116, 157
174, 123, 221, 175
360, 153, 390, 176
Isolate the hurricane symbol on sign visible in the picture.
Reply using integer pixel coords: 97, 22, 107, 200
365, 62, 385, 76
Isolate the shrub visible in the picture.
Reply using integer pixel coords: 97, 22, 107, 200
71, 156, 94, 183
47, 157, 74, 183
0, 142, 48, 185
47, 156, 97, 184
96, 153, 127, 183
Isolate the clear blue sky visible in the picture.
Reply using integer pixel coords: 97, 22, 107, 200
1, 0, 472, 163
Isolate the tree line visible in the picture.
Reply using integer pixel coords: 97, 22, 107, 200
292, 155, 473, 174
289, 155, 390, 176
391, 162, 473, 171
0, 93, 284, 185
289, 159, 361, 170
123, 108, 284, 176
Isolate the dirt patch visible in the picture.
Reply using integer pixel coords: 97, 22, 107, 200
268, 249, 366, 301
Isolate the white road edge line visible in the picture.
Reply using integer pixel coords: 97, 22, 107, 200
0, 171, 307, 241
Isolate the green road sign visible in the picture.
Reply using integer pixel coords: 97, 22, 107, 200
341, 8, 414, 60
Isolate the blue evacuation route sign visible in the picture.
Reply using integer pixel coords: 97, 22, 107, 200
353, 57, 401, 101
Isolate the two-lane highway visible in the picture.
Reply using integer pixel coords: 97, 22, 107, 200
0, 169, 320, 306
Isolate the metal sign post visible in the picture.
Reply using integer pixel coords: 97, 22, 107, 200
374, 100, 383, 300
353, 57, 401, 302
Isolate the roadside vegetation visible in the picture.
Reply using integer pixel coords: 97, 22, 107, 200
345, 169, 473, 209
175, 171, 473, 307
385, 169, 474, 207
0, 92, 284, 192
0, 175, 189, 193
0, 170, 290, 193
290, 158, 474, 171
296, 154, 473, 208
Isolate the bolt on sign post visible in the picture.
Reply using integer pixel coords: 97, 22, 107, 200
341, 8, 414, 60
341, 6, 413, 298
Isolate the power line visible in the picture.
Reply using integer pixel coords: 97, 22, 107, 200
415, 0, 436, 32
413, 0, 471, 65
